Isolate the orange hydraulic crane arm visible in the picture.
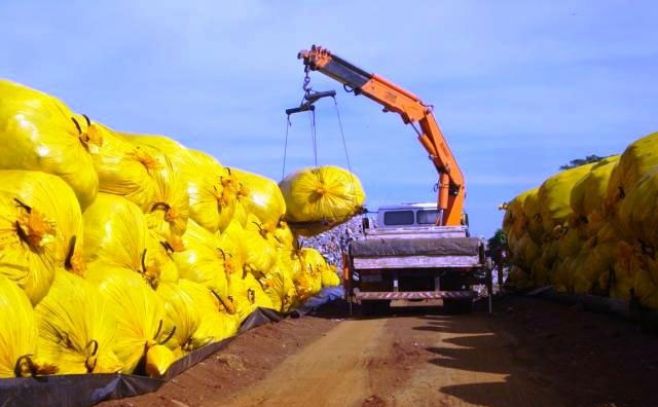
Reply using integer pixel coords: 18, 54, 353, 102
298, 45, 465, 226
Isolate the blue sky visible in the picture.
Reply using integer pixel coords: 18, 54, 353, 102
2, 1, 657, 238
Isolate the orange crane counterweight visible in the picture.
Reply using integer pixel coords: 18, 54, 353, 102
298, 45, 465, 226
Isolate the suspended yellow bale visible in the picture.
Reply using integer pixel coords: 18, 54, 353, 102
0, 275, 42, 378
35, 270, 121, 374
0, 170, 85, 304
0, 80, 100, 208
85, 265, 173, 375
173, 219, 228, 300
232, 168, 286, 230
606, 132, 658, 211
538, 164, 595, 232
280, 166, 365, 236
83, 194, 166, 288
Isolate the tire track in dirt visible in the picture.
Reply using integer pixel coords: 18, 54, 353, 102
224, 318, 389, 407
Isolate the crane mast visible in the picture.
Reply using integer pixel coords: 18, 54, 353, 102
298, 45, 465, 226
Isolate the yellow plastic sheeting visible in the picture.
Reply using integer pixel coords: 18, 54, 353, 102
0, 171, 85, 304
85, 265, 172, 375
83, 194, 166, 288
173, 220, 228, 300
538, 164, 595, 232
0, 80, 100, 208
232, 168, 286, 230
606, 132, 658, 210
280, 166, 365, 236
35, 270, 121, 374
0, 275, 40, 378
145, 344, 176, 377
90, 124, 162, 210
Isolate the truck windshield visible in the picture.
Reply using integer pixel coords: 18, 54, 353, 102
383, 210, 414, 225
416, 209, 439, 224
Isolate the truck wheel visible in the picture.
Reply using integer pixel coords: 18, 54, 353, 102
443, 299, 473, 314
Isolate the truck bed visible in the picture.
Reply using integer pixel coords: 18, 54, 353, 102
349, 237, 482, 270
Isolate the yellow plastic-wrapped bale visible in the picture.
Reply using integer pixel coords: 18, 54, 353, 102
227, 272, 274, 323
156, 279, 208, 357
120, 135, 190, 252
570, 156, 619, 237
260, 261, 298, 313
280, 166, 365, 236
35, 270, 121, 374
89, 123, 162, 209
83, 194, 165, 288
177, 278, 240, 342
633, 256, 658, 309
0, 80, 100, 208
618, 169, 658, 248
606, 132, 658, 212
509, 234, 541, 271
538, 163, 595, 233
0, 171, 85, 304
0, 275, 45, 378
173, 219, 229, 301
321, 265, 341, 288
85, 265, 175, 376
611, 241, 642, 301
232, 168, 286, 230
241, 216, 278, 277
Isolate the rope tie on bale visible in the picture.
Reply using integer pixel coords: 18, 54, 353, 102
14, 198, 55, 250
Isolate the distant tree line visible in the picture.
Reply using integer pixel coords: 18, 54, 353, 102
560, 154, 610, 170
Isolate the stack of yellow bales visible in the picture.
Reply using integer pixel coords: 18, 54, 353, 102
505, 131, 658, 310
0, 79, 346, 379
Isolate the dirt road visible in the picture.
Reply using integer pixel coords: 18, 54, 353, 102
106, 297, 658, 407
223, 313, 560, 407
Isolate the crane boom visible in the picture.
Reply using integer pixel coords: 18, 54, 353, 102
298, 45, 465, 226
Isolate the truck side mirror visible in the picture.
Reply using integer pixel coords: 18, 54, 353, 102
362, 217, 370, 231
